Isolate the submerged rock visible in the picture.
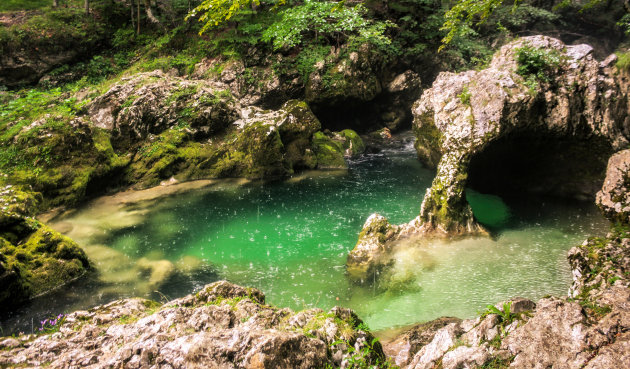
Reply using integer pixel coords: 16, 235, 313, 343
0, 281, 386, 369
0, 186, 90, 312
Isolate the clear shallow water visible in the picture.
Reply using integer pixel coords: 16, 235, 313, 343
1, 137, 609, 334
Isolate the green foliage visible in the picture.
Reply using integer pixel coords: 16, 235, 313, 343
616, 50, 630, 71
86, 56, 116, 83
482, 301, 513, 324
617, 13, 630, 35
440, 0, 507, 50
37, 314, 66, 334
261, 0, 393, 50
515, 45, 562, 83
0, 0, 52, 11
327, 337, 397, 369
458, 85, 471, 105
187, 0, 264, 35
0, 7, 108, 56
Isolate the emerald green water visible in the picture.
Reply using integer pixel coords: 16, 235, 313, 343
1, 138, 608, 334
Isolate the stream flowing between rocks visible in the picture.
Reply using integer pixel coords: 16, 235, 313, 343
0, 136, 609, 335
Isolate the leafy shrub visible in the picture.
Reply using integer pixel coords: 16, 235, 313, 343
86, 56, 115, 83
515, 45, 562, 83
261, 0, 393, 50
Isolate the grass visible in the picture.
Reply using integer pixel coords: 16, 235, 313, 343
616, 50, 630, 72
0, 0, 50, 12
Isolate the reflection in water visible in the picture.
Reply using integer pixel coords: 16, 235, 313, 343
1, 137, 608, 334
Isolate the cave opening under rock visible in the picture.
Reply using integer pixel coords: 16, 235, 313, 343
467, 128, 614, 202
310, 97, 413, 134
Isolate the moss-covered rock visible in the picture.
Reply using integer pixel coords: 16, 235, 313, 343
0, 186, 90, 312
311, 129, 365, 169
312, 131, 347, 169
305, 45, 382, 106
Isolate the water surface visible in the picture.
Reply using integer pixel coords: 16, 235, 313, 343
1, 136, 608, 334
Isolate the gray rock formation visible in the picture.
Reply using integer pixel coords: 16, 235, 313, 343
380, 184, 630, 369
414, 35, 629, 235
0, 281, 386, 368
597, 149, 630, 225
348, 35, 630, 280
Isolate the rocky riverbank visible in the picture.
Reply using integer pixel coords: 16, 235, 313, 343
0, 281, 390, 368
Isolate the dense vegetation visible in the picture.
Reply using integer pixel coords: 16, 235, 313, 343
0, 0, 628, 194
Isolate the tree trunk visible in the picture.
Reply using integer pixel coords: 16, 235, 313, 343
84, 0, 89, 14
143, 0, 162, 26
53, 0, 59, 7
137, 0, 141, 34
130, 0, 135, 32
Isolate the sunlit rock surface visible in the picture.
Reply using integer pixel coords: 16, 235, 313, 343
597, 149, 630, 225
348, 35, 630, 280
0, 281, 386, 369
414, 35, 629, 235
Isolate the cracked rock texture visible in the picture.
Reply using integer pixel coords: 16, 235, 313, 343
0, 281, 385, 369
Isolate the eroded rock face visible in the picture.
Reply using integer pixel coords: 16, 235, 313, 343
597, 149, 630, 224
0, 281, 385, 369
413, 35, 629, 235
347, 35, 630, 279
87, 71, 240, 150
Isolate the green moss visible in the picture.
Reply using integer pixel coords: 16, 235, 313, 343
457, 85, 472, 106
616, 51, 630, 72
413, 114, 444, 168
0, 217, 90, 312
339, 129, 365, 156
312, 131, 347, 169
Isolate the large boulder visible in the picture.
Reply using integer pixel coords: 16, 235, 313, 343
87, 71, 240, 150
0, 281, 386, 369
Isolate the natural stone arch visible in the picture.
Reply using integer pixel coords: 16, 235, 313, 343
347, 35, 630, 283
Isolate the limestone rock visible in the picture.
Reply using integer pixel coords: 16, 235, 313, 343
381, 317, 461, 367
441, 345, 489, 369
87, 70, 239, 149
597, 149, 630, 224
502, 297, 589, 368
406, 322, 462, 369
306, 44, 382, 106
412, 35, 629, 236
346, 214, 400, 282
0, 281, 385, 369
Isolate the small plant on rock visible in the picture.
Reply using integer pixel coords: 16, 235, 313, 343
38, 313, 65, 334
515, 45, 562, 84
